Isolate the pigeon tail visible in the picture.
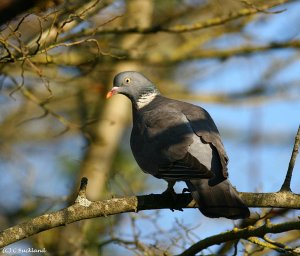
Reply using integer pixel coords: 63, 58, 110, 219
186, 179, 250, 219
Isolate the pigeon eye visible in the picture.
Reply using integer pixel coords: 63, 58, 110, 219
124, 77, 131, 84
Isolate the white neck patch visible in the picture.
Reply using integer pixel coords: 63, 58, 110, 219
136, 92, 158, 109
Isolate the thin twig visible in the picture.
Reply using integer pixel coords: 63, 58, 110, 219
20, 87, 79, 130
46, 0, 290, 47
247, 237, 285, 253
280, 125, 300, 192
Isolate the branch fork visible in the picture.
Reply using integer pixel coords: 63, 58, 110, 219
75, 177, 92, 207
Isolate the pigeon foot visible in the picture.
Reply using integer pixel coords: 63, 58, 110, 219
162, 181, 183, 212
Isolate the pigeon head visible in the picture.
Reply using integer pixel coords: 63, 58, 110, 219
106, 71, 160, 108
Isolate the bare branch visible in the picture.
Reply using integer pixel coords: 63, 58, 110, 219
20, 87, 79, 130
0, 177, 299, 248
124, 41, 300, 65
280, 125, 300, 192
77, 0, 290, 36
239, 191, 300, 209
177, 220, 300, 256
13, 40, 300, 67
160, 41, 300, 63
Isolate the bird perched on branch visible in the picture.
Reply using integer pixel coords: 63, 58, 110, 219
107, 71, 250, 219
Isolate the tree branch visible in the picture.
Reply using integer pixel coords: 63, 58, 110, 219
10, 40, 300, 67
74, 0, 290, 36
0, 177, 299, 248
156, 41, 300, 64
177, 219, 300, 256
280, 125, 300, 192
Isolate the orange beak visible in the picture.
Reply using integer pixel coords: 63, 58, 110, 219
106, 91, 114, 99
106, 87, 118, 99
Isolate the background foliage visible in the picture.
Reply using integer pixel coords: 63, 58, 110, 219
0, 0, 299, 255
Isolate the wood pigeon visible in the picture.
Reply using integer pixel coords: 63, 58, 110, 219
107, 71, 250, 219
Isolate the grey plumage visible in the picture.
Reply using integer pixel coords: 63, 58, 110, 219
107, 71, 250, 219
